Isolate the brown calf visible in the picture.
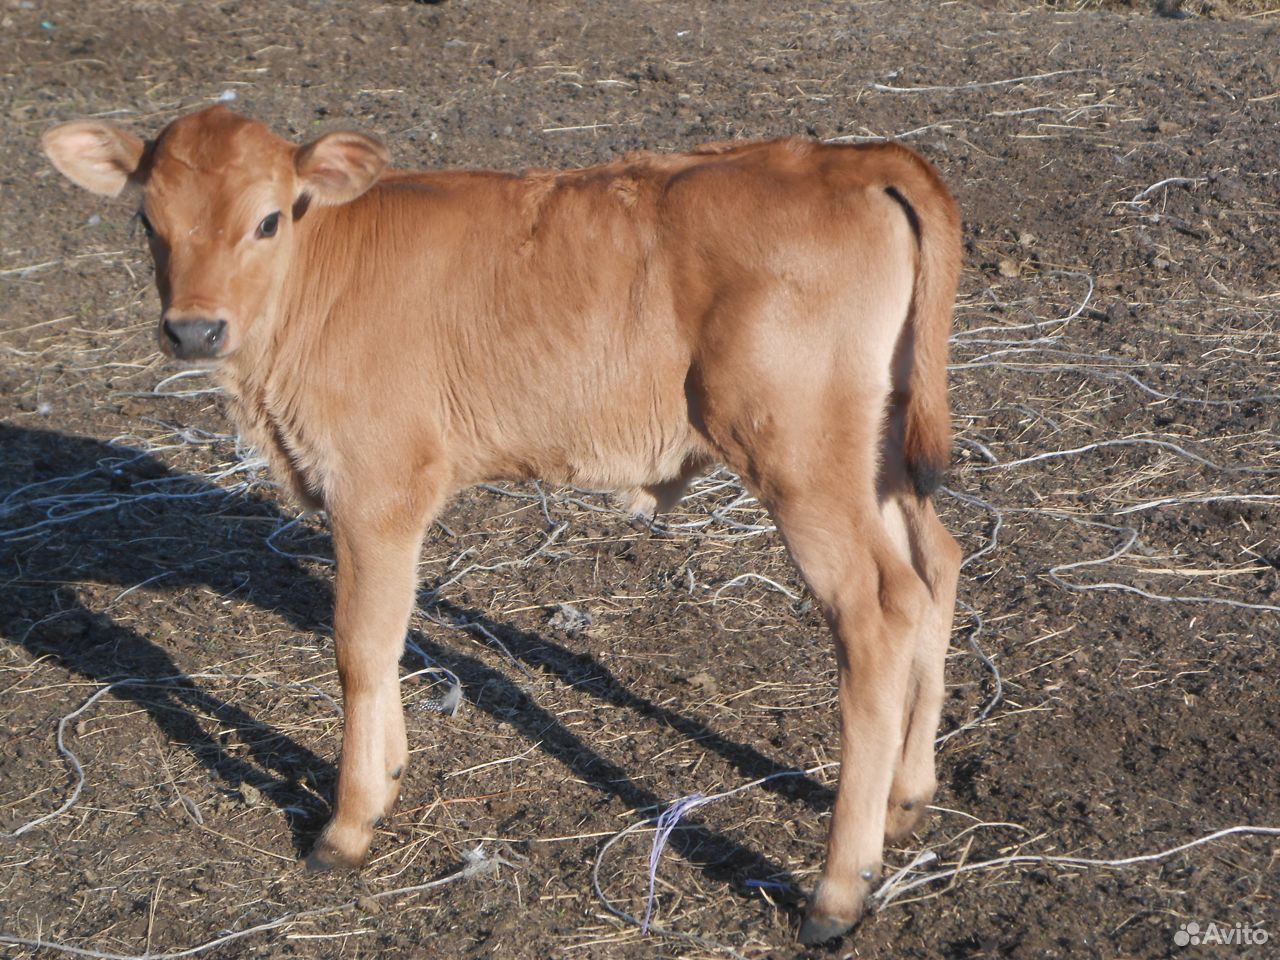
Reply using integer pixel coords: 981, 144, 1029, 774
43, 106, 962, 944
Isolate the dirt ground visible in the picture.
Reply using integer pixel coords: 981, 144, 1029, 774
1, 1, 1277, 958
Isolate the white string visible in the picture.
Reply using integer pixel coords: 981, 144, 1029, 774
873, 825, 1280, 907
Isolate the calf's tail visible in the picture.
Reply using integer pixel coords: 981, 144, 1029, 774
882, 149, 962, 497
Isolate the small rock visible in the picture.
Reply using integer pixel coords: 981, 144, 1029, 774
357, 896, 382, 914
548, 603, 592, 634
684, 670, 719, 696
998, 258, 1020, 278
180, 794, 204, 824
239, 782, 264, 807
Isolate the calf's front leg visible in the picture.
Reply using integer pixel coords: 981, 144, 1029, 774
306, 500, 435, 871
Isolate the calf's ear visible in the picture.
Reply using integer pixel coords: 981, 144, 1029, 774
294, 131, 389, 206
42, 121, 146, 197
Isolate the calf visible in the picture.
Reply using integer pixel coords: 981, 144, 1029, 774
43, 106, 962, 944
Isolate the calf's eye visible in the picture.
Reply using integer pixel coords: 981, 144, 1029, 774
257, 211, 281, 239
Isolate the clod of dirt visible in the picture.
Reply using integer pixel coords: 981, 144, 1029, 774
42, 616, 88, 642
683, 670, 720, 696
238, 782, 264, 807
547, 602, 593, 634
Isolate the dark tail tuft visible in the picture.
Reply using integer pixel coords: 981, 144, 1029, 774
882, 152, 961, 500
909, 461, 945, 498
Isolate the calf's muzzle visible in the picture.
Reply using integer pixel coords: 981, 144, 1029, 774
162, 316, 226, 361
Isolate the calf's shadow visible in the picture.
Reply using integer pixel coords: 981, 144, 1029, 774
0, 422, 830, 899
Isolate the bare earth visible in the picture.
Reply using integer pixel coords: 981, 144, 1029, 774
1, 2, 1277, 958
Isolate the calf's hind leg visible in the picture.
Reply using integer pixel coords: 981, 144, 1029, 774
725, 422, 929, 944
885, 494, 961, 841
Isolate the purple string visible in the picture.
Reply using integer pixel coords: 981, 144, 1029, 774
641, 793, 707, 934
633, 768, 815, 935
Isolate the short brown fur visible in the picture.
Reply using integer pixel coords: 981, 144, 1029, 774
42, 107, 963, 945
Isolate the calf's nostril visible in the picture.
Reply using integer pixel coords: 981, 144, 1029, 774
205, 321, 226, 349
162, 319, 183, 348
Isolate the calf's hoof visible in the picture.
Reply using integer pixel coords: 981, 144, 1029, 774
799, 874, 874, 945
304, 834, 367, 873
885, 795, 931, 842
798, 910, 858, 946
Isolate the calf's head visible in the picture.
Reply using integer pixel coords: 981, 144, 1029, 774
43, 105, 388, 362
